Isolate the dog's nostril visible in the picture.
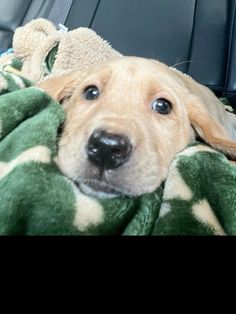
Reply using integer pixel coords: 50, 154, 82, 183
87, 144, 99, 155
112, 142, 130, 158
113, 149, 123, 158
87, 130, 132, 170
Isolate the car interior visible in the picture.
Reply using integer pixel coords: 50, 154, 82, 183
0, 0, 236, 106
1, 0, 236, 235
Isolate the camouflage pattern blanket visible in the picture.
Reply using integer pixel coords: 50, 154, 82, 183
0, 65, 236, 235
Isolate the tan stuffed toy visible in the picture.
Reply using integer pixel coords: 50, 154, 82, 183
12, 18, 122, 82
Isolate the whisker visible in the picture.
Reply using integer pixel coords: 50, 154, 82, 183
172, 60, 194, 69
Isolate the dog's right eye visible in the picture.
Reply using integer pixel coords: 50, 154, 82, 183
83, 86, 100, 100
151, 98, 172, 115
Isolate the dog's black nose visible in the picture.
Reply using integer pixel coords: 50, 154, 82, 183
87, 130, 132, 169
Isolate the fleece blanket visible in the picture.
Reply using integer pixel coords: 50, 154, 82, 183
1, 68, 236, 235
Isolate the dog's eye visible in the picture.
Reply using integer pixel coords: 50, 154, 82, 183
83, 86, 100, 100
152, 98, 172, 115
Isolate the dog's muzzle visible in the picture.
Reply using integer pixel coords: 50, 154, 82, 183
87, 130, 132, 169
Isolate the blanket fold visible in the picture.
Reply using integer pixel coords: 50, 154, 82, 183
153, 145, 236, 235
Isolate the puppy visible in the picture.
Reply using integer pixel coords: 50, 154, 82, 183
38, 56, 236, 198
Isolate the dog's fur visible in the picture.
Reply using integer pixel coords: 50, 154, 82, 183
38, 57, 236, 197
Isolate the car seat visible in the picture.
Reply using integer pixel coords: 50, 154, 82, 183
0, 0, 236, 106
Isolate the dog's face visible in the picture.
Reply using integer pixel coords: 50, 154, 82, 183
38, 57, 236, 198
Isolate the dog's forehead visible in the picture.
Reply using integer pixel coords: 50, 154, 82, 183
89, 57, 178, 87
110, 57, 169, 75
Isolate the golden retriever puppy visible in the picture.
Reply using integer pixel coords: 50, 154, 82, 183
38, 57, 236, 198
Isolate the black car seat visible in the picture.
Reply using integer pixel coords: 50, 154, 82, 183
0, 0, 236, 106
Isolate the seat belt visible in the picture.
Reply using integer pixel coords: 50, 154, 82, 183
47, 0, 74, 27
22, 0, 74, 27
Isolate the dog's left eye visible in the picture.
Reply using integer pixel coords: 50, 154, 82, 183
83, 86, 100, 100
152, 98, 172, 115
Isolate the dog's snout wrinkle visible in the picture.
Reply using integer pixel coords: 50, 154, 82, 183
87, 130, 132, 170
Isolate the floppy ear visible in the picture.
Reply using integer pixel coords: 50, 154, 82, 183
187, 96, 236, 160
36, 70, 85, 103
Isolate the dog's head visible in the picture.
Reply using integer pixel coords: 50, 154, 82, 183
38, 57, 236, 197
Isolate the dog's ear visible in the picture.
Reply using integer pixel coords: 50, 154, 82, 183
37, 70, 85, 103
186, 96, 236, 159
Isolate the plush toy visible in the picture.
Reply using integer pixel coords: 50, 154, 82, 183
11, 18, 121, 82
1, 19, 236, 235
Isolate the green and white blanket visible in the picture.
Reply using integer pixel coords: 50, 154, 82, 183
0, 65, 236, 235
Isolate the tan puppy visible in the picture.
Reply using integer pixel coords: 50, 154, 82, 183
38, 57, 236, 198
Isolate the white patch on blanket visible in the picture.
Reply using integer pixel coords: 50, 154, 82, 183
72, 186, 104, 232
162, 145, 216, 202
0, 74, 7, 90
192, 199, 226, 235
164, 161, 193, 201
11, 74, 26, 89
0, 146, 51, 179
159, 203, 171, 218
